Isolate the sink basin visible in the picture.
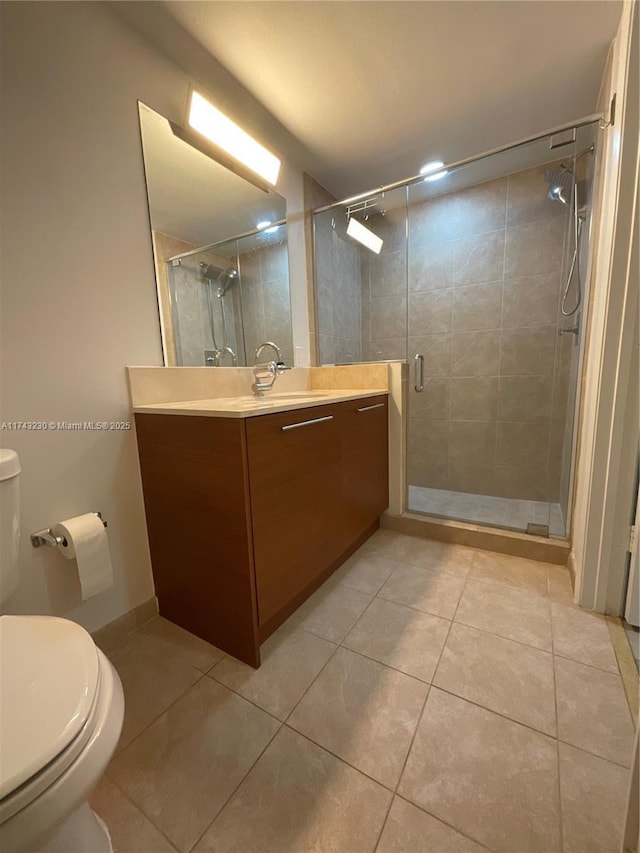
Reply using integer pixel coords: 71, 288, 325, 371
209, 392, 332, 410
262, 392, 331, 400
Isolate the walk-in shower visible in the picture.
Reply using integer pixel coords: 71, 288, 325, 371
165, 222, 293, 368
545, 143, 594, 317
313, 117, 603, 539
200, 263, 240, 366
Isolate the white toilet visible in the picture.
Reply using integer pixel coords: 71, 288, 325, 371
0, 450, 125, 853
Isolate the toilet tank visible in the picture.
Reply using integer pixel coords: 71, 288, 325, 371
0, 449, 21, 604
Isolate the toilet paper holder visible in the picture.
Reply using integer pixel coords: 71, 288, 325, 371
31, 512, 107, 549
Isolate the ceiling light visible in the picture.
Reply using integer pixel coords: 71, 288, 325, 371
257, 220, 279, 234
188, 90, 281, 186
346, 217, 383, 254
420, 160, 448, 182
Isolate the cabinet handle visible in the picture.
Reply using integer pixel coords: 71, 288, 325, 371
281, 415, 334, 431
357, 403, 385, 412
414, 353, 424, 392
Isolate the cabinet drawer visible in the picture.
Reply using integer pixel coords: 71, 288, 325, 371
246, 403, 344, 626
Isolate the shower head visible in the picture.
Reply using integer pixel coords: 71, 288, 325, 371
218, 267, 239, 294
545, 164, 573, 206
549, 183, 570, 207
200, 262, 223, 281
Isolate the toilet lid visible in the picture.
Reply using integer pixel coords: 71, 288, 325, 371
0, 615, 100, 799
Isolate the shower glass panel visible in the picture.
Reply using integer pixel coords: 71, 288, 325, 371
314, 187, 408, 364
167, 224, 292, 367
313, 119, 601, 538
406, 126, 599, 537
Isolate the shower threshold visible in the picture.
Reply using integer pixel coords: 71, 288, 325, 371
408, 486, 565, 538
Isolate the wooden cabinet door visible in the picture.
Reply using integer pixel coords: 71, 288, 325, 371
135, 413, 260, 667
246, 403, 344, 629
341, 395, 389, 544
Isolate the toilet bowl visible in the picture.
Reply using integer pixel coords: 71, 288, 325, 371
0, 450, 125, 852
0, 615, 124, 853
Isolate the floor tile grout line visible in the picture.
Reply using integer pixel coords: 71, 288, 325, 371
392, 576, 469, 791
555, 736, 633, 771
334, 641, 439, 687
204, 668, 290, 724
393, 792, 493, 851
282, 639, 343, 725
185, 721, 284, 853
372, 571, 476, 851
548, 586, 565, 853
108, 672, 286, 850
364, 549, 477, 582
371, 790, 396, 853
282, 722, 397, 794
452, 612, 553, 655
103, 774, 182, 853
552, 649, 623, 676
337, 587, 390, 648
109, 670, 207, 759
553, 736, 635, 770
428, 684, 558, 741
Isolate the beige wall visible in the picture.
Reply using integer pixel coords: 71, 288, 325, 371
0, 1, 307, 631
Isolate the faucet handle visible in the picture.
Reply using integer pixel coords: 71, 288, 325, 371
275, 361, 292, 374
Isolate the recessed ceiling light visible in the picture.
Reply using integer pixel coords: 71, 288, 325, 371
257, 220, 279, 234
188, 90, 281, 186
420, 160, 448, 182
346, 217, 383, 254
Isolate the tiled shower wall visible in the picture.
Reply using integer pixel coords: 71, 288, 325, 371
405, 165, 571, 502
239, 239, 294, 367
315, 214, 362, 364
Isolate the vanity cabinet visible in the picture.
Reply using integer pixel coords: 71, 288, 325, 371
135, 394, 388, 667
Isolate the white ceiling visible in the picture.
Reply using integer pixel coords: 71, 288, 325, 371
163, 0, 621, 197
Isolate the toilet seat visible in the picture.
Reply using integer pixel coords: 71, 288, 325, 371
0, 616, 101, 816
0, 641, 124, 853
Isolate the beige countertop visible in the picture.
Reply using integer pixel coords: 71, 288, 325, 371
132, 389, 388, 419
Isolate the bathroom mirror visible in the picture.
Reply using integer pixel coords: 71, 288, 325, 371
138, 102, 293, 366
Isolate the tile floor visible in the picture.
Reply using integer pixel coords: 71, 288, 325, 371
408, 485, 566, 537
93, 530, 636, 853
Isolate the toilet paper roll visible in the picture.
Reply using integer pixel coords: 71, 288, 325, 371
53, 513, 113, 600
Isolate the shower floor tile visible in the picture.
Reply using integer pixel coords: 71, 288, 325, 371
408, 486, 566, 537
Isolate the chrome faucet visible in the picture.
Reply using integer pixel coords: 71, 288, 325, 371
253, 341, 291, 396
254, 341, 282, 364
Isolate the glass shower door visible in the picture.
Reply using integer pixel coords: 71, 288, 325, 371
405, 129, 599, 537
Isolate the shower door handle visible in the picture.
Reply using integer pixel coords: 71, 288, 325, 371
414, 354, 424, 392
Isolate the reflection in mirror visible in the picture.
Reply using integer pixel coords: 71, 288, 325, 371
138, 102, 293, 366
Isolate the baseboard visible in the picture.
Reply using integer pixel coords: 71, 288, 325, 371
92, 596, 158, 653
606, 617, 640, 724
382, 512, 570, 565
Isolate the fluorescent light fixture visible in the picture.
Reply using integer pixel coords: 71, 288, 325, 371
346, 217, 383, 254
420, 159, 448, 182
188, 90, 281, 186
257, 220, 279, 234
